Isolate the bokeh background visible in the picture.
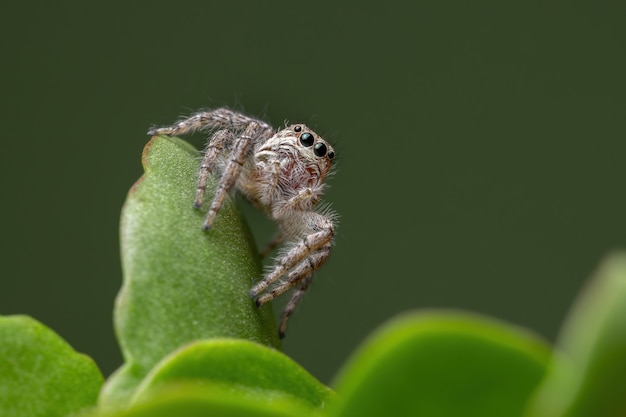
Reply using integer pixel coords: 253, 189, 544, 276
1, 1, 624, 384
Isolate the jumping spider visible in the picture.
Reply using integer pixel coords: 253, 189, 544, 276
148, 108, 337, 338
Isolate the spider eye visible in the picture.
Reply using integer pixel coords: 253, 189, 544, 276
294, 125, 302, 132
328, 150, 335, 159
300, 132, 314, 147
314, 142, 327, 157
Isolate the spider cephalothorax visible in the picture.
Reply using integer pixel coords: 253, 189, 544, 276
148, 108, 337, 338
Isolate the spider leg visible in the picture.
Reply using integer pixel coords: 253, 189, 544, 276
202, 121, 266, 230
278, 274, 314, 339
250, 212, 334, 298
255, 244, 329, 306
148, 108, 272, 136
194, 129, 232, 209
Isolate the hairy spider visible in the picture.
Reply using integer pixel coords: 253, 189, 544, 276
148, 108, 337, 338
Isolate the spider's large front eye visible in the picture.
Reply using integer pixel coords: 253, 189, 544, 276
300, 132, 314, 147
314, 142, 327, 157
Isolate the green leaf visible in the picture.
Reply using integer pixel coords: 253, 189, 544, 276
525, 251, 626, 417
91, 383, 316, 417
0, 315, 103, 417
131, 338, 335, 412
100, 136, 280, 408
330, 311, 551, 417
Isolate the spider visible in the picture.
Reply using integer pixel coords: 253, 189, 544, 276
148, 108, 337, 338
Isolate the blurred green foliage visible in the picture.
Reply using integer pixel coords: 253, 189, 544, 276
1, 2, 625, 384
2, 136, 625, 416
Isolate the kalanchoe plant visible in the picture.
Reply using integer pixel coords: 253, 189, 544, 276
1, 135, 625, 417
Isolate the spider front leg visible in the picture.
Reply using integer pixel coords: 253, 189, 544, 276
279, 274, 313, 338
251, 211, 335, 331
253, 231, 332, 338
255, 240, 331, 301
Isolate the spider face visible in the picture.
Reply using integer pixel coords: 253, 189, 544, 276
252, 124, 335, 204
286, 124, 335, 182
292, 125, 335, 160
149, 108, 338, 338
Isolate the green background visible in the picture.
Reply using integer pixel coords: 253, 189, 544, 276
1, 1, 624, 383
